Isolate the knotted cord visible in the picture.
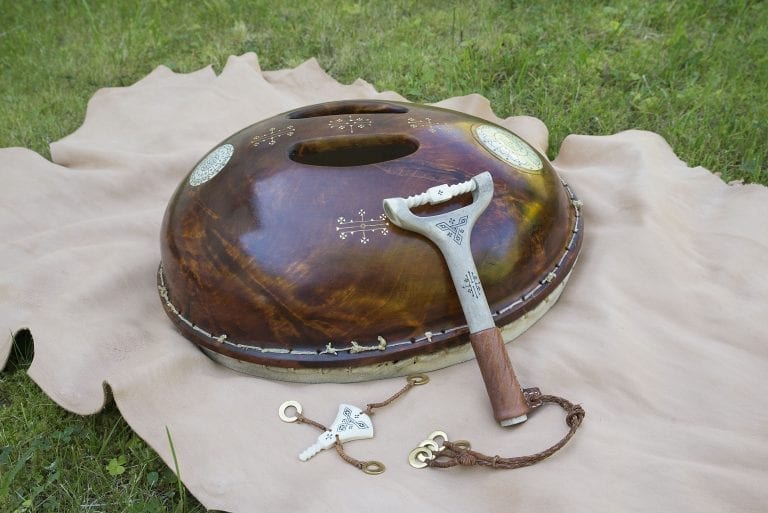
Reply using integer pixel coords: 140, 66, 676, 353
287, 380, 584, 474
425, 388, 585, 469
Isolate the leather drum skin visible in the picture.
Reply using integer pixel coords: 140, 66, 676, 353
158, 100, 583, 382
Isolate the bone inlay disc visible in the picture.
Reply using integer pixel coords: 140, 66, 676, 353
473, 124, 543, 173
189, 144, 234, 186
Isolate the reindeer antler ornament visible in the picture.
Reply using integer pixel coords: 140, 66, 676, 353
279, 375, 430, 475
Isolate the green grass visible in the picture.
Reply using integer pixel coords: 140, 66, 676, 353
1, 332, 206, 512
1, 0, 766, 511
1, 0, 766, 182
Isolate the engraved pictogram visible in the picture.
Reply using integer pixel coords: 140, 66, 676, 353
407, 117, 444, 133
337, 406, 370, 432
436, 215, 468, 245
461, 270, 483, 299
250, 125, 296, 147
337, 209, 389, 244
328, 115, 373, 133
298, 404, 374, 462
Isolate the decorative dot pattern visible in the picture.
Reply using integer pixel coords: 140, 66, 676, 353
473, 125, 543, 173
188, 144, 234, 186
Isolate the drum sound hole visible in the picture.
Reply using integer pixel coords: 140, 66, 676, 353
288, 101, 408, 119
290, 135, 419, 167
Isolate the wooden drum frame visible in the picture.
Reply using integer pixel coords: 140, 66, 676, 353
158, 100, 583, 382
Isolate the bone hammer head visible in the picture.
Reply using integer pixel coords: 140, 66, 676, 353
382, 171, 494, 236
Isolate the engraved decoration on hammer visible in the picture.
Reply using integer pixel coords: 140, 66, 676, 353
462, 270, 483, 299
435, 215, 468, 245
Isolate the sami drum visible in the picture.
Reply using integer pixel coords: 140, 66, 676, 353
158, 100, 582, 383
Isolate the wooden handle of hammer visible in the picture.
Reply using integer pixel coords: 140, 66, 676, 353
470, 326, 530, 425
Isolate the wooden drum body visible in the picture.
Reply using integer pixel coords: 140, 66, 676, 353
158, 100, 583, 382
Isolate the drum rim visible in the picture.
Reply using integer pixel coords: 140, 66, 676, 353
156, 179, 583, 376
193, 267, 577, 383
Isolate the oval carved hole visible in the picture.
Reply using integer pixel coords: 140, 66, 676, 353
289, 135, 419, 167
288, 101, 408, 119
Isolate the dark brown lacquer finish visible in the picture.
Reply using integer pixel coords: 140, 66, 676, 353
158, 100, 583, 382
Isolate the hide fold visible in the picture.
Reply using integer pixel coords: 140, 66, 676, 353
158, 100, 583, 382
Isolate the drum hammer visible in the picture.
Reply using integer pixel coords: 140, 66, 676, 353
384, 172, 530, 426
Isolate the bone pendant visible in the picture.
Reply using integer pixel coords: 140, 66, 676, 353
299, 404, 374, 462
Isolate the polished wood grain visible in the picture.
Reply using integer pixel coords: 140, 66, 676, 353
470, 327, 530, 423
159, 100, 582, 370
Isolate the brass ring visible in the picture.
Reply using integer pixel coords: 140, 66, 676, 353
418, 439, 440, 452
428, 430, 448, 451
362, 461, 386, 475
407, 374, 430, 386
408, 447, 433, 468
428, 430, 448, 442
278, 400, 302, 423
453, 440, 472, 450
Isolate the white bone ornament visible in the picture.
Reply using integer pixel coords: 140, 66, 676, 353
299, 404, 374, 462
